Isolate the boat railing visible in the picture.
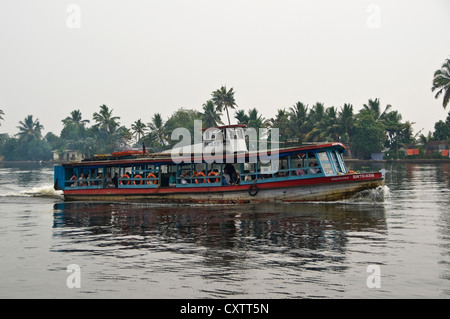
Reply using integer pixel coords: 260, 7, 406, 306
176, 174, 221, 186
119, 175, 159, 188
239, 165, 323, 184
62, 159, 337, 190
65, 177, 108, 189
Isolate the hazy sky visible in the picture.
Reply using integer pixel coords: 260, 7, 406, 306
1, 0, 449, 138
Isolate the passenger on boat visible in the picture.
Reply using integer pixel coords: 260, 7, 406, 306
314, 163, 321, 174
95, 172, 103, 186
308, 162, 317, 174
169, 172, 176, 187
79, 173, 88, 186
70, 175, 77, 187
222, 168, 231, 185
112, 172, 119, 188
224, 164, 237, 184
308, 162, 320, 174
104, 173, 115, 188
296, 164, 306, 176
234, 171, 241, 185
185, 171, 192, 183
180, 171, 188, 184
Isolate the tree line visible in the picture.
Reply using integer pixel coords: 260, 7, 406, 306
0, 56, 449, 161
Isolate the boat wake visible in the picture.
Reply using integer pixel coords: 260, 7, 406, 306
347, 185, 391, 203
0, 184, 63, 199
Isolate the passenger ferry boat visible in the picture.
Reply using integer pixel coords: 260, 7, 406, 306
53, 125, 385, 203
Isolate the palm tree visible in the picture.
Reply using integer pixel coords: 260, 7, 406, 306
288, 101, 309, 142
92, 104, 120, 134
432, 57, 450, 109
211, 86, 238, 125
0, 109, 4, 125
382, 110, 404, 149
201, 100, 223, 128
269, 109, 289, 140
418, 131, 434, 145
16, 115, 44, 143
360, 98, 392, 122
62, 109, 90, 127
147, 113, 167, 146
323, 107, 341, 141
305, 106, 340, 142
246, 108, 267, 130
234, 109, 249, 125
116, 126, 134, 149
131, 119, 147, 142
337, 103, 355, 143
308, 102, 325, 125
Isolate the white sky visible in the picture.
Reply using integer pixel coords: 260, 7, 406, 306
1, 0, 449, 137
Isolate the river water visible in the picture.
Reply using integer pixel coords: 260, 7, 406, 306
0, 161, 449, 299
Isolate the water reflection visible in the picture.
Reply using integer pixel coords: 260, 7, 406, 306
52, 202, 387, 271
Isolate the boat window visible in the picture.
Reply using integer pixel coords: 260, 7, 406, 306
331, 151, 346, 173
317, 152, 334, 175
336, 151, 347, 173
242, 163, 257, 181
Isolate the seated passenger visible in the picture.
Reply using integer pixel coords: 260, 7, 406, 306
296, 164, 306, 176
308, 162, 317, 174
225, 164, 237, 184
105, 173, 115, 188
70, 175, 77, 187
234, 172, 241, 185
314, 163, 321, 174
169, 172, 176, 187
94, 172, 103, 185
112, 173, 119, 188
79, 173, 88, 186
222, 168, 231, 185
180, 172, 188, 184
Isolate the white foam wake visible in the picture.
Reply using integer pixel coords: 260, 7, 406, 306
350, 185, 391, 203
1, 184, 63, 199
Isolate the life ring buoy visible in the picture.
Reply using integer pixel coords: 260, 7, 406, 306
248, 184, 258, 196
146, 173, 157, 185
195, 172, 205, 184
133, 175, 143, 185
207, 171, 219, 183
120, 174, 130, 185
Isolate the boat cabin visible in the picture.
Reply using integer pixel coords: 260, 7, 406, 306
54, 143, 349, 190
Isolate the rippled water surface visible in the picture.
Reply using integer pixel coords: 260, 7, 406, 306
0, 162, 449, 298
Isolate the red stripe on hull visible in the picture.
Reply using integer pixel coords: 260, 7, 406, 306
63, 173, 384, 203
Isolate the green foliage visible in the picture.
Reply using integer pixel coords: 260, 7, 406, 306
433, 112, 450, 141
164, 108, 202, 148
352, 115, 385, 159
1, 136, 52, 161
211, 86, 237, 125
432, 57, 450, 109
1, 90, 450, 161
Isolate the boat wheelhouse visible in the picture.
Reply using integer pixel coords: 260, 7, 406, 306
54, 135, 385, 203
